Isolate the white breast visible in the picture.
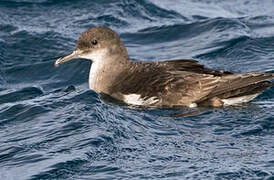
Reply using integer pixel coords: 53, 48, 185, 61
89, 61, 101, 89
78, 49, 108, 90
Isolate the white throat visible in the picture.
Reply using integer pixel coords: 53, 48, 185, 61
79, 49, 109, 90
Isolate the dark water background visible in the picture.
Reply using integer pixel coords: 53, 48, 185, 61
1, 0, 274, 179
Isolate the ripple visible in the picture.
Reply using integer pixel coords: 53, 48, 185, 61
1, 0, 274, 179
0, 87, 43, 104
0, 104, 48, 128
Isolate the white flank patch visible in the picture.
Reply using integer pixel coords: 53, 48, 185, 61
221, 93, 260, 106
189, 103, 198, 108
123, 94, 158, 106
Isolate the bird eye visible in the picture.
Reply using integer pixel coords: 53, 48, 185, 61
92, 40, 98, 45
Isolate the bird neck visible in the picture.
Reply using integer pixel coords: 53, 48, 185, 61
89, 54, 129, 93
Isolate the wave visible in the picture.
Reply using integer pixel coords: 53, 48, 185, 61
1, 1, 274, 179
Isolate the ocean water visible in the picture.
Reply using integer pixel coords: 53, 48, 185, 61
1, 0, 274, 179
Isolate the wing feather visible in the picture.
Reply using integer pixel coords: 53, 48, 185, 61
109, 60, 273, 106
202, 73, 274, 101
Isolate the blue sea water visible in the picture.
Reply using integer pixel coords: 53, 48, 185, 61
1, 0, 274, 179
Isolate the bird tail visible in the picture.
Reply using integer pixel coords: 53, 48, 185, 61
218, 81, 273, 105
200, 73, 274, 106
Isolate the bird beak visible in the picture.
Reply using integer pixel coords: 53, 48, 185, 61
55, 50, 82, 67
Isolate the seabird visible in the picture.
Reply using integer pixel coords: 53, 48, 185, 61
55, 26, 274, 108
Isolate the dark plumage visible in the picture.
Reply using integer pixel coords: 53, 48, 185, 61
55, 26, 274, 108
110, 60, 273, 107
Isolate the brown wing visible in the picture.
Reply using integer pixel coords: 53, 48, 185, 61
159, 71, 220, 106
109, 61, 222, 106
159, 59, 233, 76
109, 60, 273, 106
200, 73, 274, 102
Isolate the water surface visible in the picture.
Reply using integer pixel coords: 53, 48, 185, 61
1, 0, 274, 179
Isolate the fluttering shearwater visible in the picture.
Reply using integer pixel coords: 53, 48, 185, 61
55, 27, 274, 108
